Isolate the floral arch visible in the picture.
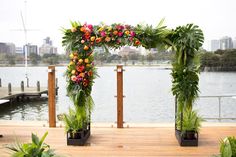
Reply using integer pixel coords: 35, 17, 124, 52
62, 21, 204, 134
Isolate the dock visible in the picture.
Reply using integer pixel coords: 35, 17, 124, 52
0, 122, 236, 157
0, 78, 58, 104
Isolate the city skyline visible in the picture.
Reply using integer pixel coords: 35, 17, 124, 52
0, 0, 236, 53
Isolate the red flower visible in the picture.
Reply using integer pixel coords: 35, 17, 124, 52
118, 32, 123, 37
76, 65, 85, 72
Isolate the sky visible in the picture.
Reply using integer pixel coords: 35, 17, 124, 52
0, 0, 236, 53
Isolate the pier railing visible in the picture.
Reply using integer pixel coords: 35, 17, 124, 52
198, 95, 236, 121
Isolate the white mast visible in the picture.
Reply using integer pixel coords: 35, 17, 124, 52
20, 0, 29, 87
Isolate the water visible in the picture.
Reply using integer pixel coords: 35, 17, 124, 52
0, 66, 236, 122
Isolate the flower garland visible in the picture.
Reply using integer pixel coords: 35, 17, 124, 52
62, 21, 171, 124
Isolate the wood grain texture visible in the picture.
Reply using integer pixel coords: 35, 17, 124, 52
1, 125, 236, 157
48, 65, 56, 127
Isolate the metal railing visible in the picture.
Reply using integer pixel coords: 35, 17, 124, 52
198, 95, 236, 121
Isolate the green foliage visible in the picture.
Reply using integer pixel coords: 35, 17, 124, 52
171, 54, 200, 110
200, 49, 236, 70
170, 24, 204, 66
29, 53, 41, 65
6, 132, 58, 157
219, 136, 236, 157
42, 54, 59, 65
171, 24, 203, 111
177, 108, 204, 132
63, 108, 83, 133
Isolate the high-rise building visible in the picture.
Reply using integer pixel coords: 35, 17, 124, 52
43, 37, 52, 46
219, 36, 233, 50
233, 37, 236, 49
211, 40, 220, 51
0, 42, 16, 54
24, 44, 38, 56
39, 37, 57, 56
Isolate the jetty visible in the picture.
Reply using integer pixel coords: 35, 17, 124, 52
0, 78, 58, 105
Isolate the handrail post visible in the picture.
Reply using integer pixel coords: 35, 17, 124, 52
48, 66, 56, 127
116, 65, 124, 128
37, 81, 40, 92
8, 83, 12, 95
21, 81, 24, 92
0, 78, 1, 87
218, 97, 221, 121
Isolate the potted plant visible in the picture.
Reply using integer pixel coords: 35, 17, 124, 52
171, 24, 204, 146
63, 107, 90, 146
6, 132, 59, 157
177, 108, 204, 140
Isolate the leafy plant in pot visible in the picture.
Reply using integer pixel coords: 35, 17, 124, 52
177, 108, 204, 140
63, 107, 83, 139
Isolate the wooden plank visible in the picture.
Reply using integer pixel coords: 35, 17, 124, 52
0, 125, 236, 157
48, 65, 56, 127
117, 65, 123, 128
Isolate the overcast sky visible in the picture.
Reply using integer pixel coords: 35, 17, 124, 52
0, 0, 236, 53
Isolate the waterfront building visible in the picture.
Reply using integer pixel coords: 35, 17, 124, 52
219, 36, 233, 50
0, 42, 16, 54
211, 40, 220, 51
118, 46, 140, 57
24, 44, 38, 56
233, 37, 236, 49
39, 37, 57, 56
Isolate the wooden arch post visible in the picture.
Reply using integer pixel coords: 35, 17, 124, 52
48, 65, 56, 127
116, 65, 124, 128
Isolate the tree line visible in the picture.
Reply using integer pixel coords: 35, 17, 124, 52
200, 49, 236, 71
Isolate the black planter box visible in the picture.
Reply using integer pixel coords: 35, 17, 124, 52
67, 124, 90, 146
175, 129, 198, 146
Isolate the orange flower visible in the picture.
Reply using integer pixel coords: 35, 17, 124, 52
73, 52, 78, 56
125, 30, 130, 35
95, 37, 102, 43
113, 30, 118, 35
79, 73, 85, 78
84, 45, 89, 50
85, 31, 90, 39
90, 36, 96, 42
105, 36, 111, 42
135, 40, 141, 45
88, 70, 93, 76
84, 58, 89, 63
80, 27, 86, 32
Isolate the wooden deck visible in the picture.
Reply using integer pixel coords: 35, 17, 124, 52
0, 123, 236, 156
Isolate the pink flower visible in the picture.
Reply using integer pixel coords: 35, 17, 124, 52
130, 31, 136, 37
100, 31, 106, 37
87, 24, 93, 31
129, 37, 133, 41
71, 75, 77, 82
118, 32, 123, 37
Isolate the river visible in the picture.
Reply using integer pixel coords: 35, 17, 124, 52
0, 66, 236, 122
